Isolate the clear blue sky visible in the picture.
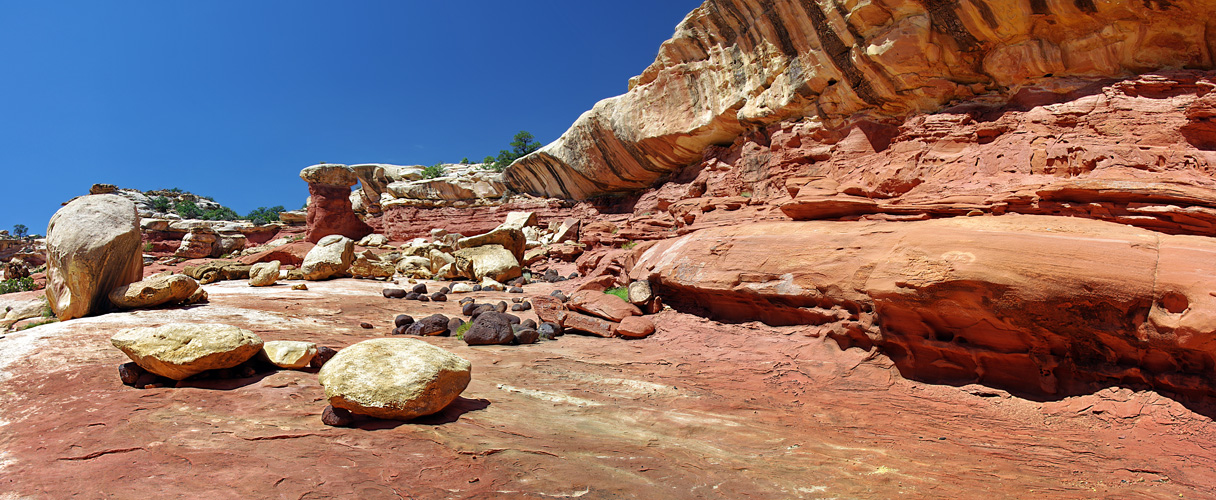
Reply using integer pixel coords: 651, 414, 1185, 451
0, 1, 701, 234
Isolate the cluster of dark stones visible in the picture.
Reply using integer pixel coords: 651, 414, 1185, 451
382, 283, 448, 302
389, 312, 463, 337
458, 296, 560, 346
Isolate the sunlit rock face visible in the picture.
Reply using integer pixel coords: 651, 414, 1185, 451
505, 0, 1216, 199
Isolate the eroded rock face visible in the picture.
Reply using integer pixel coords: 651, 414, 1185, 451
317, 338, 471, 420
301, 164, 372, 243
111, 324, 264, 380
46, 194, 143, 320
633, 215, 1216, 399
505, 0, 1216, 200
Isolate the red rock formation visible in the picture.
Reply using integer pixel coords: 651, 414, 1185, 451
633, 215, 1216, 400
369, 198, 599, 241
506, 0, 1216, 200
237, 241, 315, 267
301, 164, 373, 243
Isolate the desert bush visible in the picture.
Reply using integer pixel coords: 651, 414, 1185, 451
0, 277, 36, 295
421, 163, 446, 179
604, 287, 629, 301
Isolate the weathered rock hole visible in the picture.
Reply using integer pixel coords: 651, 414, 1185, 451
1161, 291, 1189, 314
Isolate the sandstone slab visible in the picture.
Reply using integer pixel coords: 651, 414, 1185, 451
111, 324, 264, 380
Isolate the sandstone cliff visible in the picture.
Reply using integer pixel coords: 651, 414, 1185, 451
505, 0, 1216, 199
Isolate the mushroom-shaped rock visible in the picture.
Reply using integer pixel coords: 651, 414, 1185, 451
260, 340, 318, 369
248, 260, 281, 287
46, 194, 143, 320
108, 272, 200, 309
317, 338, 471, 421
300, 163, 373, 243
300, 235, 355, 280
111, 324, 264, 380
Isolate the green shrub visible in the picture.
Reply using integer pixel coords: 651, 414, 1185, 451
0, 277, 37, 295
150, 196, 172, 213
245, 206, 285, 225
175, 200, 201, 219
143, 242, 154, 252
200, 207, 239, 221
605, 287, 629, 301
461, 157, 470, 164
421, 163, 446, 179
622, 241, 638, 250
455, 320, 472, 340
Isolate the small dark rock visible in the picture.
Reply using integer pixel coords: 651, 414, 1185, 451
405, 314, 450, 336
395, 314, 415, 327
382, 288, 407, 299
311, 346, 338, 368
405, 292, 420, 300
360, 322, 373, 329
512, 297, 524, 303
470, 304, 495, 318
550, 290, 568, 302
447, 317, 465, 334
321, 405, 355, 427
508, 277, 527, 287
544, 269, 561, 283
439, 287, 450, 294
118, 362, 145, 386
391, 325, 406, 335
417, 294, 430, 302
520, 301, 532, 311
539, 322, 562, 339
430, 292, 447, 302
511, 303, 525, 312
514, 328, 539, 345
496, 301, 508, 313
463, 311, 516, 345
568, 272, 580, 279
411, 283, 428, 294
508, 286, 524, 294
505, 314, 521, 325
472, 284, 482, 292
522, 319, 537, 330
462, 302, 479, 316
458, 296, 475, 305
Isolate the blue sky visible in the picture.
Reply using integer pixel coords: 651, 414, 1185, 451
0, 1, 701, 233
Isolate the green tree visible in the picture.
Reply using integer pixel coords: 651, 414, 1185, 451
460, 157, 470, 164
487, 130, 542, 172
11, 224, 28, 238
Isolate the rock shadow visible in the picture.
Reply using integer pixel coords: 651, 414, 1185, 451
353, 397, 491, 430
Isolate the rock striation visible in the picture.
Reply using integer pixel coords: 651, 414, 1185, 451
505, 0, 1216, 200
633, 215, 1216, 399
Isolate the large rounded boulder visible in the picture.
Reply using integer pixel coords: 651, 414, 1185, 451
317, 338, 471, 421
46, 194, 143, 320
111, 324, 264, 380
108, 272, 201, 310
300, 235, 355, 280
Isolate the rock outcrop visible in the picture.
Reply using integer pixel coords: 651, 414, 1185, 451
505, 0, 1216, 200
633, 215, 1216, 398
301, 164, 372, 243
45, 194, 143, 320
317, 338, 471, 421
111, 324, 264, 380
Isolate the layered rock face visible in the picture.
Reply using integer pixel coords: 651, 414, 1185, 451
505, 0, 1216, 199
632, 215, 1216, 398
